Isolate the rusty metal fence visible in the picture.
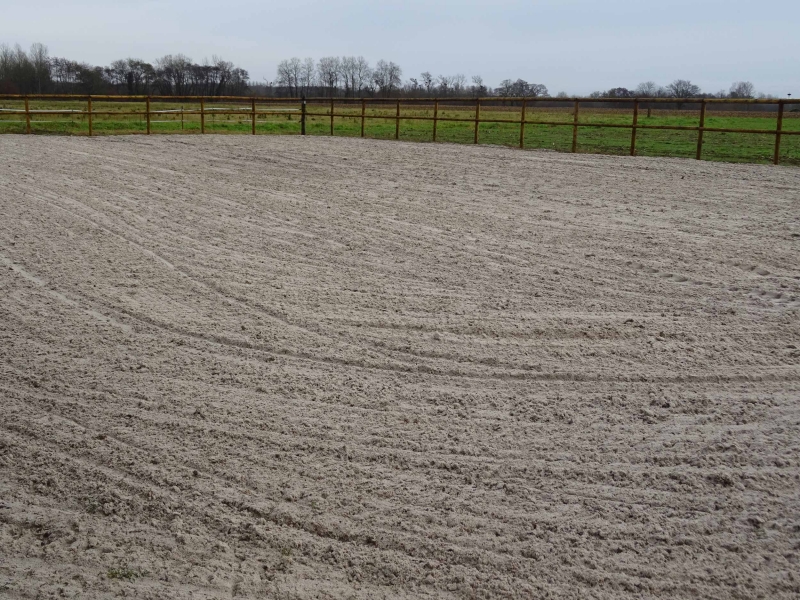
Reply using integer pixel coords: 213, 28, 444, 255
1, 94, 798, 164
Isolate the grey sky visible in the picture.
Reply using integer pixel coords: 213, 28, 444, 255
2, 0, 798, 96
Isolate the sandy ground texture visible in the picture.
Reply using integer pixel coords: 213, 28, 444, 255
1, 135, 799, 599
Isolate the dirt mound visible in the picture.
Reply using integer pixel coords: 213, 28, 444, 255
1, 135, 799, 598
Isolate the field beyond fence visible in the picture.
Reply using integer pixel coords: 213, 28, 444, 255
1, 94, 799, 165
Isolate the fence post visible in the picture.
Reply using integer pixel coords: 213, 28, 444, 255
696, 99, 706, 160
330, 98, 335, 136
200, 98, 205, 133
360, 98, 365, 137
87, 96, 93, 137
251, 98, 256, 135
395, 100, 400, 140
301, 96, 306, 135
433, 99, 439, 142
24, 96, 31, 134
146, 97, 151, 135
630, 99, 639, 156
519, 98, 527, 149
571, 100, 580, 153
474, 98, 480, 144
774, 101, 784, 165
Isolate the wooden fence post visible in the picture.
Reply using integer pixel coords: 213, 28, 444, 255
571, 100, 580, 153
24, 97, 31, 134
88, 96, 93, 137
519, 98, 527, 149
251, 98, 256, 135
300, 96, 306, 135
360, 99, 365, 137
630, 99, 639, 156
474, 99, 481, 144
395, 100, 400, 140
433, 99, 439, 142
330, 97, 335, 136
181, 106, 184, 131
696, 99, 706, 160
146, 97, 151, 135
200, 98, 205, 134
774, 101, 784, 165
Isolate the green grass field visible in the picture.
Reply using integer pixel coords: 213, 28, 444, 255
1, 99, 798, 165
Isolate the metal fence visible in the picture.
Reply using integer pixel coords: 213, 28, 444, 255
1, 94, 798, 164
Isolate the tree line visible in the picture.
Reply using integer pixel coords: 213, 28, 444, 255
268, 57, 547, 98
270, 59, 767, 100
588, 80, 768, 100
0, 43, 249, 96
1, 43, 769, 100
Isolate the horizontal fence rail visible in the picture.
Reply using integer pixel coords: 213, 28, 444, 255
1, 94, 798, 164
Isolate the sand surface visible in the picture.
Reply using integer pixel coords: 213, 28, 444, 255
1, 135, 799, 599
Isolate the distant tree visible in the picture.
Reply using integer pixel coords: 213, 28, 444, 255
317, 57, 340, 96
452, 73, 467, 95
437, 74, 453, 96
277, 57, 302, 95
0, 44, 36, 93
75, 63, 105, 94
29, 43, 50, 94
156, 54, 193, 95
556, 91, 568, 98
127, 59, 156, 94
403, 77, 422, 96
634, 81, 659, 97
495, 79, 513, 96
352, 56, 372, 96
300, 58, 315, 95
528, 83, 548, 97
471, 75, 487, 97
605, 87, 633, 98
510, 79, 528, 96
338, 57, 353, 96
421, 72, 434, 95
317, 56, 342, 97
373, 60, 401, 96
339, 56, 371, 97
666, 79, 701, 98
729, 81, 755, 99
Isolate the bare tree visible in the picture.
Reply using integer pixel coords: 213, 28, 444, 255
606, 87, 633, 98
156, 54, 192, 95
339, 56, 355, 97
495, 79, 513, 96
300, 58, 315, 95
373, 60, 402, 96
437, 75, 458, 96
317, 56, 340, 96
353, 56, 371, 96
528, 83, 548, 97
451, 74, 467, 95
29, 43, 49, 94
666, 79, 701, 98
729, 81, 755, 99
421, 72, 434, 95
471, 75, 487, 97
277, 57, 302, 95
339, 56, 371, 97
404, 78, 421, 95
635, 81, 659, 97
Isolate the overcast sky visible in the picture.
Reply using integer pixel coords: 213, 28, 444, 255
2, 0, 798, 96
